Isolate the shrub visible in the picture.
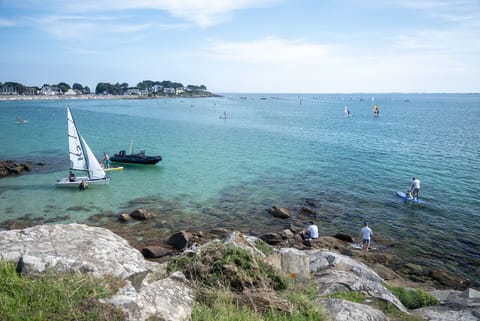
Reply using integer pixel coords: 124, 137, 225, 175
385, 284, 440, 309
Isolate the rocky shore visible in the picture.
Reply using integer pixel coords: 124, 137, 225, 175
0, 160, 32, 177
1, 223, 479, 321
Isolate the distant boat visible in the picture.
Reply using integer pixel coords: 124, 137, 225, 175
344, 105, 352, 118
56, 107, 110, 187
16, 115, 28, 124
110, 142, 162, 165
219, 111, 228, 119
373, 104, 380, 117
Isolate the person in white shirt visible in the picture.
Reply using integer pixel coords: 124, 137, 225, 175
307, 221, 319, 239
359, 222, 373, 252
411, 176, 421, 199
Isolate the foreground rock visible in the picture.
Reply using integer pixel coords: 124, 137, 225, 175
0, 224, 194, 321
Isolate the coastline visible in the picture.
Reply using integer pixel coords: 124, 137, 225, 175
0, 93, 221, 101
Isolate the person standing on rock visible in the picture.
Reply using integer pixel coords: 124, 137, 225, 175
359, 222, 373, 252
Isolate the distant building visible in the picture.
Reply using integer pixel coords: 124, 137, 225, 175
163, 87, 175, 95
175, 87, 185, 95
39, 85, 61, 96
64, 89, 77, 96
151, 84, 163, 93
0, 84, 17, 95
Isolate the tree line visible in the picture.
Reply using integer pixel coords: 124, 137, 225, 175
0, 80, 208, 96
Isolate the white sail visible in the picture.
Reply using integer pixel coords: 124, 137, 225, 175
81, 136, 107, 180
67, 107, 87, 171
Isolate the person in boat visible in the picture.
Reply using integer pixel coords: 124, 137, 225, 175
68, 171, 76, 182
79, 179, 88, 190
373, 104, 379, 115
103, 152, 111, 169
410, 176, 421, 199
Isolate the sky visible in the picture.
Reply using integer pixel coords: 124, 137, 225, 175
1, 0, 479, 93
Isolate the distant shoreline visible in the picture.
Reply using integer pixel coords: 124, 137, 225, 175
0, 93, 221, 101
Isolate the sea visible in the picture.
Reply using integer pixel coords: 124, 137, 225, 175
0, 93, 479, 286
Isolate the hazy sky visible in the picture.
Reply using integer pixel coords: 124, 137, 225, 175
1, 0, 479, 93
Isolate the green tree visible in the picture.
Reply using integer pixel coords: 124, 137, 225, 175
57, 82, 71, 93
72, 83, 84, 92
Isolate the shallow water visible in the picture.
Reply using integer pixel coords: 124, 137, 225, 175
1, 93, 479, 285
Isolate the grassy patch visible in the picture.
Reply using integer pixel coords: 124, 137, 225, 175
376, 301, 424, 321
254, 238, 273, 256
385, 284, 440, 309
168, 241, 288, 291
328, 291, 367, 303
0, 260, 125, 321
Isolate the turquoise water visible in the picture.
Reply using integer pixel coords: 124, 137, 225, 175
1, 94, 479, 285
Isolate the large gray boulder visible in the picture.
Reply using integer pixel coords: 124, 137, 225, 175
266, 247, 310, 282
0, 223, 156, 278
306, 250, 407, 314
318, 298, 389, 321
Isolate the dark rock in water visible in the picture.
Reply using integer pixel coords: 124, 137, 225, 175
0, 160, 32, 177
334, 233, 354, 243
130, 208, 156, 220
430, 269, 469, 289
299, 206, 318, 217
167, 231, 192, 250
266, 206, 291, 219
118, 213, 132, 222
142, 246, 173, 258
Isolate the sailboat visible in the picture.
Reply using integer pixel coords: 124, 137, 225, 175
56, 107, 110, 186
343, 105, 352, 118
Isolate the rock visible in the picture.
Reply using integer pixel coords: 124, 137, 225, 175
266, 205, 291, 219
118, 213, 132, 222
334, 232, 354, 243
430, 269, 469, 289
318, 298, 389, 321
278, 229, 295, 240
107, 271, 195, 321
260, 232, 284, 245
372, 263, 401, 281
0, 160, 31, 177
142, 246, 173, 258
299, 206, 318, 217
266, 248, 310, 282
223, 231, 266, 258
167, 231, 192, 250
0, 223, 159, 278
130, 208, 155, 220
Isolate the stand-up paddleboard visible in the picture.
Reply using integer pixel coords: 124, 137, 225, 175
396, 191, 427, 204
104, 166, 124, 172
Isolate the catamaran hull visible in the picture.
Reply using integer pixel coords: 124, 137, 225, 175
55, 176, 110, 187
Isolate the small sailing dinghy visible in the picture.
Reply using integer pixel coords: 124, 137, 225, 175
56, 107, 110, 187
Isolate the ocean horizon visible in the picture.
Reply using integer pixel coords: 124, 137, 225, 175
1, 93, 479, 287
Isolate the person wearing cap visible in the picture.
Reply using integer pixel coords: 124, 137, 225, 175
359, 222, 373, 252
410, 176, 421, 199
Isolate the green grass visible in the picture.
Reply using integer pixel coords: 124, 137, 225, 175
385, 284, 440, 309
328, 291, 367, 303
0, 260, 125, 321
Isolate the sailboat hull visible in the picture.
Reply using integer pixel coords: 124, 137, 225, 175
55, 176, 110, 187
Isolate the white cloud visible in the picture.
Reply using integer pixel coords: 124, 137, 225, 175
55, 0, 278, 27
204, 37, 334, 64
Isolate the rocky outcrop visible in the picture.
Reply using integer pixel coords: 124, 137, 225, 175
413, 288, 480, 321
1, 225, 463, 321
0, 224, 194, 321
318, 298, 389, 321
0, 160, 31, 177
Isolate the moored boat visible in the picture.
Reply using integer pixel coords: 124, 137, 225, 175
110, 150, 162, 165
